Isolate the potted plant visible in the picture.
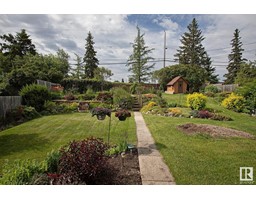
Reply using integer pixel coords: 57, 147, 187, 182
91, 107, 111, 120
115, 109, 131, 121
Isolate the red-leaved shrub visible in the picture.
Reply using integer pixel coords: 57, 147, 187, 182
198, 110, 213, 119
58, 137, 108, 184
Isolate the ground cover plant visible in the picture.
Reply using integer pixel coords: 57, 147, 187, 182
142, 93, 256, 184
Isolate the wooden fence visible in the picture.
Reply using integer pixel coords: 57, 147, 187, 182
0, 96, 22, 118
212, 84, 239, 93
37, 79, 53, 91
37, 79, 63, 91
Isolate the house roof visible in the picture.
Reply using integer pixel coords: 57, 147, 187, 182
166, 76, 188, 86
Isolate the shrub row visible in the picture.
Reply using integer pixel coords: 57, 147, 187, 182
0, 105, 40, 129
190, 110, 232, 121
111, 88, 133, 109
42, 101, 79, 115
61, 78, 113, 93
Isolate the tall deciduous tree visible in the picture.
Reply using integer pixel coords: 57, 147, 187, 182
126, 26, 155, 83
71, 53, 84, 79
56, 48, 70, 77
83, 31, 99, 79
94, 67, 113, 82
224, 29, 246, 84
0, 52, 70, 95
235, 62, 256, 85
153, 64, 206, 92
94, 66, 113, 91
174, 18, 218, 83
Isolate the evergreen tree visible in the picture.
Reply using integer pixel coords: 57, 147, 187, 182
201, 53, 218, 83
126, 26, 155, 83
83, 32, 99, 79
174, 18, 218, 83
224, 29, 246, 84
0, 29, 38, 95
0, 29, 37, 76
0, 29, 37, 58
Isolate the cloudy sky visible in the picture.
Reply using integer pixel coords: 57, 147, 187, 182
0, 14, 256, 82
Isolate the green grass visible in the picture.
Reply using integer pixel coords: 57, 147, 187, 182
162, 93, 187, 106
143, 93, 256, 184
0, 112, 136, 172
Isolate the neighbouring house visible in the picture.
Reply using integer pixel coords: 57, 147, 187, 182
37, 79, 64, 92
165, 76, 189, 94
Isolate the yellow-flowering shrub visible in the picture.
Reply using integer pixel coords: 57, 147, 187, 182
186, 93, 207, 110
140, 101, 157, 113
221, 93, 245, 112
168, 108, 182, 116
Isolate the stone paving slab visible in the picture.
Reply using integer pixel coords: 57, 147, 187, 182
136, 132, 155, 143
142, 181, 176, 185
139, 156, 175, 183
137, 143, 161, 157
134, 112, 176, 185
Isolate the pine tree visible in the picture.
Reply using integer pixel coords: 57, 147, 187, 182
0, 29, 37, 94
0, 29, 37, 58
224, 29, 246, 84
174, 18, 218, 83
83, 32, 99, 79
201, 53, 218, 83
126, 26, 155, 83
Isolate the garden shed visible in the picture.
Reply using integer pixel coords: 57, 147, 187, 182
166, 76, 189, 94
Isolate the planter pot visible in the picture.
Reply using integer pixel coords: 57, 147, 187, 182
118, 116, 127, 121
97, 114, 106, 120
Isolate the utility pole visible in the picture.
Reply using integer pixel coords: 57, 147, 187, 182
163, 30, 167, 68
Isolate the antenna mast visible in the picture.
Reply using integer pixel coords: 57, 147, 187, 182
163, 30, 167, 68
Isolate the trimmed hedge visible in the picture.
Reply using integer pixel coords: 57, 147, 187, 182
61, 78, 112, 93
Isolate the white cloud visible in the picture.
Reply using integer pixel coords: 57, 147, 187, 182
199, 15, 256, 80
153, 17, 179, 31
0, 14, 255, 82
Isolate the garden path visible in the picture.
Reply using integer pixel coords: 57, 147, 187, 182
134, 112, 176, 185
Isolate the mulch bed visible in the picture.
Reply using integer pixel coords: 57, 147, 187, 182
93, 149, 142, 185
178, 123, 254, 139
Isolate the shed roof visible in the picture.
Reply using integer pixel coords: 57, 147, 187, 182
166, 76, 188, 86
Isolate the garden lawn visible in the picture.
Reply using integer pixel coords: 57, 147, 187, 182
142, 93, 256, 184
0, 112, 136, 173
162, 93, 187, 107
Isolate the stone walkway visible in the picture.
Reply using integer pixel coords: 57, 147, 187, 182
134, 112, 176, 185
